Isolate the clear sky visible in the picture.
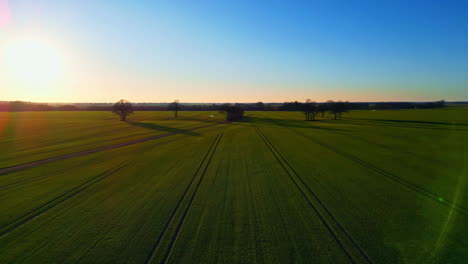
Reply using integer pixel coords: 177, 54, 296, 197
1, 0, 467, 103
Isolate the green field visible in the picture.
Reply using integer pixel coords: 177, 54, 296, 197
1, 108, 467, 263
0, 111, 224, 168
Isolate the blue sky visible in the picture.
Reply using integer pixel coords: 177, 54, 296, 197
1, 0, 467, 102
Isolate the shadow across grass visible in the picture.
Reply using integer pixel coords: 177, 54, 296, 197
128, 122, 200, 136
356, 118, 468, 126
155, 117, 219, 124
325, 119, 468, 132
246, 117, 350, 131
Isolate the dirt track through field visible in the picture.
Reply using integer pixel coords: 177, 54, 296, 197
256, 127, 374, 264
0, 121, 228, 176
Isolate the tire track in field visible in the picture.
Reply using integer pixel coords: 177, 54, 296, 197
0, 136, 186, 192
144, 130, 224, 264
9, 122, 202, 163
0, 163, 128, 240
0, 158, 107, 191
286, 127, 468, 216
6, 131, 153, 162
0, 121, 229, 176
262, 116, 468, 215
256, 127, 374, 264
160, 130, 224, 264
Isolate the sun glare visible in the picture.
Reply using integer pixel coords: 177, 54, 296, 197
2, 38, 64, 85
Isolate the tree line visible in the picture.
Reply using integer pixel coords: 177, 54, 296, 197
0, 100, 446, 112
302, 100, 349, 121
111, 99, 447, 122
1, 99, 447, 122
111, 99, 245, 121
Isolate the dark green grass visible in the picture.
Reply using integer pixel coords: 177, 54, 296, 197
249, 108, 468, 208
247, 108, 468, 263
0, 126, 225, 263
255, 123, 467, 263
163, 125, 350, 263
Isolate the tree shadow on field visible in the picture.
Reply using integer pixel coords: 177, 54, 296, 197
128, 122, 200, 136
246, 117, 350, 131
327, 119, 468, 132
156, 117, 219, 124
358, 118, 468, 126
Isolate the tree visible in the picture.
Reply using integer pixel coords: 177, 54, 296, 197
303, 99, 317, 121
318, 103, 328, 118
336, 101, 348, 118
9, 101, 28, 112
328, 100, 347, 120
168, 99, 180, 118
436, 100, 446, 108
256, 102, 265, 111
225, 105, 245, 121
327, 100, 338, 120
294, 101, 300, 111
112, 99, 134, 121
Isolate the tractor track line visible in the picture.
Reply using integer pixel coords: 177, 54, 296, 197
0, 163, 128, 239
263, 118, 468, 215
160, 130, 224, 264
255, 128, 355, 264
287, 127, 468, 216
257, 127, 376, 263
0, 158, 108, 191
144, 130, 224, 264
0, 121, 229, 176
256, 127, 374, 264
0, 135, 187, 192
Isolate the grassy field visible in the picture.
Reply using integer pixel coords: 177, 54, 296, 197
0, 111, 224, 168
0, 108, 467, 263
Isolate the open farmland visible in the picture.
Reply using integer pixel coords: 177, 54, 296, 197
0, 111, 224, 168
1, 108, 467, 263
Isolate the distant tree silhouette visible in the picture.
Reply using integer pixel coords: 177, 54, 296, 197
294, 101, 300, 111
225, 105, 245, 121
217, 103, 231, 113
436, 100, 446, 108
303, 99, 317, 121
57, 105, 78, 111
9, 101, 28, 112
112, 99, 134, 121
256, 102, 265, 111
328, 100, 348, 119
168, 99, 180, 118
337, 101, 349, 118
325, 100, 336, 119
279, 101, 303, 111
318, 103, 328, 118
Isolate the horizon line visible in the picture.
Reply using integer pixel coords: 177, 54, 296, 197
1, 100, 462, 105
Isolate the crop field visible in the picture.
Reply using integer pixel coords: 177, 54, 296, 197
0, 111, 224, 168
0, 108, 467, 263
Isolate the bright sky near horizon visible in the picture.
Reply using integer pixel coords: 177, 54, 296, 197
0, 0, 467, 103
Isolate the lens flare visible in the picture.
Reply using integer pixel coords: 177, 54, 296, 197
0, 0, 11, 28
2, 37, 64, 85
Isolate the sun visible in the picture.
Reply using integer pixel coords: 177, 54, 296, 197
2, 37, 64, 85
